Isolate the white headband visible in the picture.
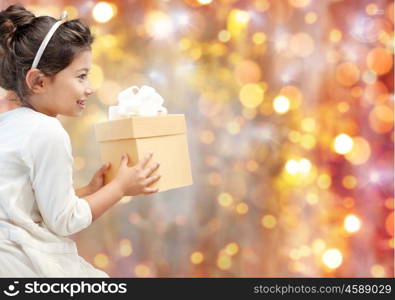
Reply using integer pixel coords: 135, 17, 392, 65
31, 11, 68, 69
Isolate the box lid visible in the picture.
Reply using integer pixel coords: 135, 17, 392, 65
95, 114, 187, 142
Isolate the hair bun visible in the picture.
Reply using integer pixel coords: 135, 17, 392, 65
0, 5, 35, 48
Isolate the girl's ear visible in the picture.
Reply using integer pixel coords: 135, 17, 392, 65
25, 68, 47, 94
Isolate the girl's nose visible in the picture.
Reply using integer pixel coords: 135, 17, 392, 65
86, 80, 93, 96
85, 88, 93, 96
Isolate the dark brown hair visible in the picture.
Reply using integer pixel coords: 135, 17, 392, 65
0, 4, 94, 105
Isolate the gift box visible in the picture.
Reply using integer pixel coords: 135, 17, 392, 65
94, 114, 193, 192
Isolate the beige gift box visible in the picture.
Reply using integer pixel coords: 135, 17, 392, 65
95, 114, 193, 192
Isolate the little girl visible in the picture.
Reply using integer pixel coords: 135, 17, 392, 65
0, 5, 161, 277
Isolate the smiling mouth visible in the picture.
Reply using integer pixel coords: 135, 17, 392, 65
76, 100, 86, 107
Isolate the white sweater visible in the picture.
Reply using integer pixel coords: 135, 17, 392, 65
0, 107, 107, 277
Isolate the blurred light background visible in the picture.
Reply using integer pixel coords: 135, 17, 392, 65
0, 0, 393, 277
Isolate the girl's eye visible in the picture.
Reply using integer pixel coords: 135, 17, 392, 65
78, 74, 87, 80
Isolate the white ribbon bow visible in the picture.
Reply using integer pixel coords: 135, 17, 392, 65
109, 85, 168, 120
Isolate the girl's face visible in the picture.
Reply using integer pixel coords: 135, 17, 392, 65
34, 50, 93, 117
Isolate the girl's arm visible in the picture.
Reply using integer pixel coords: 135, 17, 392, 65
75, 186, 92, 198
75, 163, 111, 197
24, 117, 95, 237
83, 180, 124, 221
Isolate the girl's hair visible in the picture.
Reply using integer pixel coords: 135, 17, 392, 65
0, 5, 94, 105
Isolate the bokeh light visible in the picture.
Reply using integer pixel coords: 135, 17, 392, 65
305, 12, 317, 24
289, 32, 315, 57
369, 105, 394, 133
135, 264, 151, 277
288, 0, 311, 8
190, 252, 204, 264
261, 215, 277, 229
218, 192, 233, 207
239, 84, 264, 108
322, 249, 343, 269
145, 11, 173, 39
367, 47, 393, 75
344, 214, 361, 233
119, 239, 133, 257
234, 60, 261, 84
197, 0, 212, 5
273, 95, 290, 114
94, 253, 109, 269
92, 1, 116, 23
345, 137, 371, 165
234, 10, 250, 24
333, 134, 354, 155
335, 62, 360, 87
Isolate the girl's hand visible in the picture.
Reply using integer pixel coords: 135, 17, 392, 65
112, 152, 161, 196
86, 163, 111, 195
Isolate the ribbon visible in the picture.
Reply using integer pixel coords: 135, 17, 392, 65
109, 85, 168, 120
